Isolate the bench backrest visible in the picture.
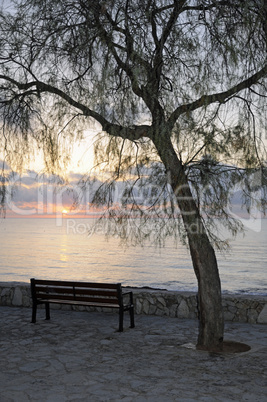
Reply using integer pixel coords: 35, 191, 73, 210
31, 278, 122, 306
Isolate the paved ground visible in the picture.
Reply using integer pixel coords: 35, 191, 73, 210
0, 306, 266, 402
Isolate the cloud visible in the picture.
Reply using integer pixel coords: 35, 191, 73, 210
3, 169, 94, 217
68, 171, 84, 182
4, 163, 261, 223
0, 159, 11, 169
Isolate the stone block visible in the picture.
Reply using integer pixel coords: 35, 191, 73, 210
257, 304, 267, 324
163, 307, 170, 316
143, 293, 155, 304
224, 300, 236, 307
1, 288, 11, 296
12, 287, 22, 306
247, 309, 258, 324
177, 299, 189, 318
169, 304, 178, 318
155, 308, 165, 316
228, 306, 237, 314
22, 295, 31, 307
224, 311, 235, 321
188, 312, 197, 319
135, 298, 143, 314
148, 305, 157, 315
234, 312, 247, 323
143, 299, 150, 315
157, 296, 166, 307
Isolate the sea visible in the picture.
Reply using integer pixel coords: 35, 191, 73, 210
0, 217, 266, 296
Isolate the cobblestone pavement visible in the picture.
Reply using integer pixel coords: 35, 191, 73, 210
0, 306, 266, 402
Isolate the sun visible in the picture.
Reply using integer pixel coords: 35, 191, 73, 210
62, 209, 68, 214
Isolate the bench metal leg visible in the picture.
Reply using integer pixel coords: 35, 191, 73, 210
45, 303, 50, 320
119, 307, 124, 332
129, 306, 135, 328
31, 302, 37, 323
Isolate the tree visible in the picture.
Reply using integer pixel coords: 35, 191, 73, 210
0, 0, 267, 351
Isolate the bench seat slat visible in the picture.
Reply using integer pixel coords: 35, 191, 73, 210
35, 286, 118, 297
34, 279, 118, 289
36, 294, 120, 304
38, 299, 120, 308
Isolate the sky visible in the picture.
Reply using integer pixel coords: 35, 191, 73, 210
2, 120, 267, 221
1, 129, 100, 219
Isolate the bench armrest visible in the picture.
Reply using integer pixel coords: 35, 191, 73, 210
122, 291, 134, 305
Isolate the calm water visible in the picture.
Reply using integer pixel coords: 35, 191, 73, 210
0, 218, 266, 295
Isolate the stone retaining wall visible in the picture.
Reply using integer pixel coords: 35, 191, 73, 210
1, 282, 267, 324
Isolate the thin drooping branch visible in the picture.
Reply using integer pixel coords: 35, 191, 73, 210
93, 3, 166, 119
148, 0, 187, 96
92, 11, 144, 100
159, 0, 187, 47
181, 0, 234, 13
152, 0, 230, 15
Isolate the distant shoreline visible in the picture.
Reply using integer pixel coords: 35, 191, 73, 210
1, 280, 266, 297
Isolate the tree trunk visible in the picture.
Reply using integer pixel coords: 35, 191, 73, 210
154, 134, 224, 351
180, 195, 224, 350
175, 174, 224, 351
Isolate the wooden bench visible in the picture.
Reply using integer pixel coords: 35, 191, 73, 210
30, 278, 135, 332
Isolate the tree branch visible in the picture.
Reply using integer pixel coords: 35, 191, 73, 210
168, 64, 267, 128
0, 75, 151, 141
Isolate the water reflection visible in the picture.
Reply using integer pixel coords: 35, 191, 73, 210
60, 235, 69, 263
